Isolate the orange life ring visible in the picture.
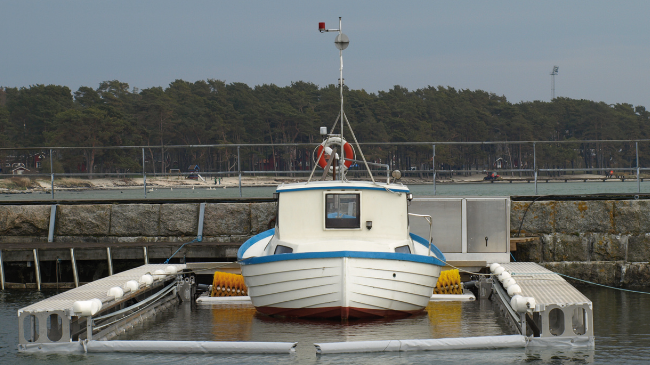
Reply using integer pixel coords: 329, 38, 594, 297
317, 139, 354, 169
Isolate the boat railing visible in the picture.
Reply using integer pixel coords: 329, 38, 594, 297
344, 157, 390, 183
408, 213, 433, 256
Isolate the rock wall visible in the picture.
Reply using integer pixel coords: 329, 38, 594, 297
0, 202, 277, 244
511, 200, 650, 287
1, 199, 648, 286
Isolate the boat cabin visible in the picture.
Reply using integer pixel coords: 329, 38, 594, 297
266, 181, 417, 255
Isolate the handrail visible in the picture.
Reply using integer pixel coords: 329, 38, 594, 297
408, 213, 433, 256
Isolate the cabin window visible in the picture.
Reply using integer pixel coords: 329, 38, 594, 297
325, 193, 360, 229
274, 245, 293, 254
395, 245, 411, 254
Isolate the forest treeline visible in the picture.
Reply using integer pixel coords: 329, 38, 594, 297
0, 79, 649, 174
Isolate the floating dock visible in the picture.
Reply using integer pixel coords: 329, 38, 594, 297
18, 264, 187, 348
484, 262, 594, 346
16, 260, 594, 353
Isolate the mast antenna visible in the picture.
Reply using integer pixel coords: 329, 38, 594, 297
319, 18, 349, 181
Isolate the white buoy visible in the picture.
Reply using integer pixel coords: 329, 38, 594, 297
107, 286, 124, 299
507, 284, 522, 296
124, 280, 139, 292
489, 263, 501, 273
498, 271, 511, 282
165, 266, 178, 275
493, 266, 505, 276
139, 274, 154, 286
72, 298, 103, 316
153, 269, 166, 278
503, 277, 517, 288
511, 295, 536, 313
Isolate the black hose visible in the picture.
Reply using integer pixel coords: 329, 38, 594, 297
516, 195, 547, 237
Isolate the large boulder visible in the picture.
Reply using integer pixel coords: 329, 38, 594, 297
110, 204, 161, 236
203, 203, 251, 236
250, 202, 276, 234
56, 205, 110, 236
160, 204, 198, 237
511, 201, 556, 235
553, 201, 613, 234
0, 205, 50, 236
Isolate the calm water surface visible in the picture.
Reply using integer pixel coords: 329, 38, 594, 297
2, 286, 650, 364
2, 180, 649, 201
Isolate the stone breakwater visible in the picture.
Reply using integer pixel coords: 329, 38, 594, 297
1, 199, 649, 287
511, 200, 650, 288
0, 202, 276, 244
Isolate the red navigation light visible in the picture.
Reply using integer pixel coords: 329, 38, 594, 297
319, 22, 325, 31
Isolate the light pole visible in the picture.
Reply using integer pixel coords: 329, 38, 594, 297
550, 65, 559, 100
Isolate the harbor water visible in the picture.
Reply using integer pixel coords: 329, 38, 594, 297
2, 286, 650, 364
2, 180, 649, 201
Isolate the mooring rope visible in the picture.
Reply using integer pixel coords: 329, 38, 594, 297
164, 237, 200, 264
442, 260, 650, 295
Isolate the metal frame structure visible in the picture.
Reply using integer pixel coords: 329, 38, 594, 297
2, 139, 649, 197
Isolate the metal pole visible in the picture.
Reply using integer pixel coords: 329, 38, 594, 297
50, 149, 54, 199
48, 205, 57, 243
432, 144, 436, 196
106, 247, 113, 276
339, 17, 344, 181
0, 249, 5, 291
86, 317, 93, 340
33, 249, 41, 291
143, 147, 147, 198
237, 146, 242, 197
143, 246, 149, 265
635, 142, 641, 193
533, 142, 538, 195
70, 248, 79, 288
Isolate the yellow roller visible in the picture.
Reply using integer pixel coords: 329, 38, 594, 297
433, 269, 463, 294
211, 272, 248, 297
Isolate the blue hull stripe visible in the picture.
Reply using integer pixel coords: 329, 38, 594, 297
277, 186, 409, 193
239, 250, 446, 267
237, 228, 275, 260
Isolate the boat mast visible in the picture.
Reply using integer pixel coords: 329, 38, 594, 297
338, 17, 344, 182
320, 17, 349, 181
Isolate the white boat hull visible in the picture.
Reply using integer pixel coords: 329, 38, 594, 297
241, 256, 441, 319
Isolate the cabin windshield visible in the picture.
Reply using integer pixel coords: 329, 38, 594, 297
325, 193, 360, 229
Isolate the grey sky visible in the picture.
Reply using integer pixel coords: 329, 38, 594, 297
2, 1, 649, 107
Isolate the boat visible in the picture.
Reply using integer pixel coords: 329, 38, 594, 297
237, 18, 446, 320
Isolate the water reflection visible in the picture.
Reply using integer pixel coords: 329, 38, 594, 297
2, 286, 650, 363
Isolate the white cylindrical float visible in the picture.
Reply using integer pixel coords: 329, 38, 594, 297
507, 284, 522, 296
511, 295, 536, 313
165, 266, 178, 275
314, 335, 527, 354
85, 340, 297, 354
503, 277, 517, 288
139, 274, 154, 286
72, 298, 103, 316
153, 269, 166, 279
493, 266, 505, 276
489, 263, 501, 273
498, 271, 511, 282
107, 286, 124, 299
124, 280, 139, 292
